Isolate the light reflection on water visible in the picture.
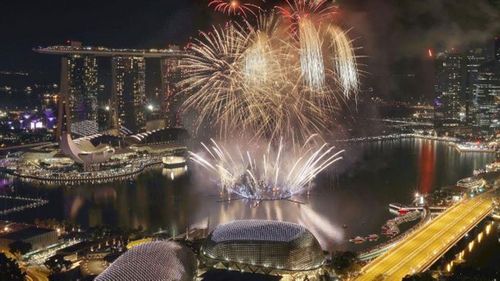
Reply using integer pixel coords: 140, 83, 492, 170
0, 139, 494, 252
437, 221, 499, 275
0, 178, 13, 190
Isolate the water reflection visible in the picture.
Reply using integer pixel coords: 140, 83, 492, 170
0, 178, 12, 190
162, 166, 188, 180
417, 140, 436, 194
1, 139, 494, 252
440, 221, 496, 274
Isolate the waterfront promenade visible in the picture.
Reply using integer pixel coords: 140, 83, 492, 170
355, 193, 494, 281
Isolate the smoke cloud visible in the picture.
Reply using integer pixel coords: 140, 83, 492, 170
338, 0, 500, 98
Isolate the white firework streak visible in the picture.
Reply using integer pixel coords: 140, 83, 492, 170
299, 18, 325, 91
328, 26, 359, 99
177, 9, 360, 143
189, 136, 344, 200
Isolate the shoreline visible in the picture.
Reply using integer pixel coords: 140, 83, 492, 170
1, 160, 165, 185
334, 134, 496, 153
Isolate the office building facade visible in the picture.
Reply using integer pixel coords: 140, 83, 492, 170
112, 56, 146, 133
161, 47, 185, 128
472, 60, 500, 134
62, 54, 100, 136
434, 50, 466, 128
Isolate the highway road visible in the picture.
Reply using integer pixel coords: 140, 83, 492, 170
355, 195, 493, 281
25, 266, 49, 281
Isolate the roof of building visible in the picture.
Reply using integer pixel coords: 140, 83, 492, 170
203, 220, 325, 272
56, 241, 94, 254
34, 46, 184, 58
0, 226, 55, 241
210, 220, 307, 243
95, 241, 196, 281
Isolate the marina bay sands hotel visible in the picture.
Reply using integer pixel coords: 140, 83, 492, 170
34, 41, 186, 137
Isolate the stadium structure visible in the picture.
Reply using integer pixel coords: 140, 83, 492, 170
95, 241, 197, 281
200, 220, 327, 279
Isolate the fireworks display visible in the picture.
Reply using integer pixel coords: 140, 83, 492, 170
299, 18, 325, 91
181, 0, 359, 141
278, 0, 337, 35
208, 0, 262, 17
181, 0, 360, 200
328, 26, 359, 98
190, 136, 344, 200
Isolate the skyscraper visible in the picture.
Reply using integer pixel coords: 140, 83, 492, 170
464, 47, 490, 125
161, 46, 185, 128
472, 60, 500, 134
36, 42, 185, 134
61, 52, 100, 136
112, 56, 146, 133
434, 50, 466, 128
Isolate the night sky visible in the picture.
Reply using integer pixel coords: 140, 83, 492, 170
1, 0, 500, 99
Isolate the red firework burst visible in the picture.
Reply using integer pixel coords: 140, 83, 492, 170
208, 0, 262, 17
277, 0, 337, 21
276, 0, 337, 37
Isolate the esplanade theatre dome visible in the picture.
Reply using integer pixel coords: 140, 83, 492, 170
95, 241, 196, 281
201, 220, 325, 272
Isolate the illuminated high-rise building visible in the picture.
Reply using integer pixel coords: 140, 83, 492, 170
161, 46, 185, 128
472, 60, 500, 134
464, 47, 490, 125
434, 50, 466, 128
60, 50, 100, 136
35, 42, 185, 134
112, 56, 146, 133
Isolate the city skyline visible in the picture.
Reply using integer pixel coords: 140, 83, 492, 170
1, 0, 500, 101
1, 1, 500, 281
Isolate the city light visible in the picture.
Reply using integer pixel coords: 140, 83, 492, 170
0, 2, 499, 281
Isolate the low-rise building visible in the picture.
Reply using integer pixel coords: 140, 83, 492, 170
0, 226, 58, 251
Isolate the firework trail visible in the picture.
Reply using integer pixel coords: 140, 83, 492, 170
178, 23, 250, 136
277, 0, 337, 35
299, 18, 325, 91
179, 0, 360, 199
328, 26, 359, 98
190, 135, 344, 200
178, 9, 359, 141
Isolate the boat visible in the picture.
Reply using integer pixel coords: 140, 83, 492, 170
162, 156, 187, 168
367, 234, 379, 241
455, 143, 495, 153
349, 236, 366, 244
382, 228, 399, 237
382, 223, 400, 237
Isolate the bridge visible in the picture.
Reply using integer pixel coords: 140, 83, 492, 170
355, 193, 494, 281
369, 118, 434, 127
